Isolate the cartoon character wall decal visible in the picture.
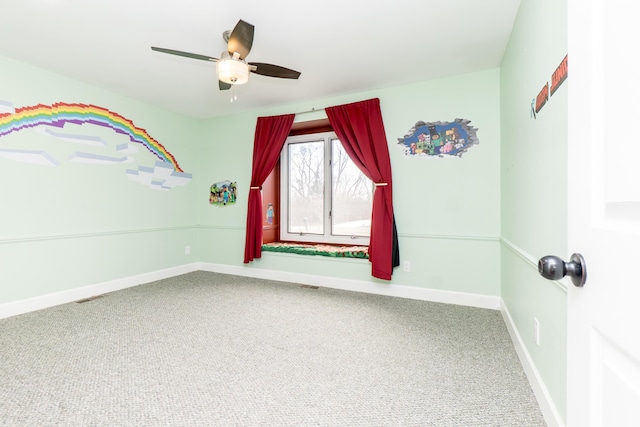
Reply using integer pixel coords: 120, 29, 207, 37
209, 180, 237, 206
266, 203, 274, 225
397, 119, 479, 157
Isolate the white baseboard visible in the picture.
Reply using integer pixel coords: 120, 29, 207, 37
0, 263, 199, 320
198, 262, 500, 310
0, 261, 499, 317
500, 300, 565, 427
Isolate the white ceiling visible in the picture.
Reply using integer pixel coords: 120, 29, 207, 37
0, 0, 521, 119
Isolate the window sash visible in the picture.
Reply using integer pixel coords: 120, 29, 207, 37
280, 131, 371, 245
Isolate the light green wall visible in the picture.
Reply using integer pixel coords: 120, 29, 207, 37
500, 0, 568, 421
0, 58, 501, 302
0, 55, 201, 303
199, 69, 502, 294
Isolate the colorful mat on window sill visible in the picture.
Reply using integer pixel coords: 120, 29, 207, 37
261, 242, 369, 259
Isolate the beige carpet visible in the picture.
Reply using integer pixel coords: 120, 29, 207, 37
0, 271, 546, 426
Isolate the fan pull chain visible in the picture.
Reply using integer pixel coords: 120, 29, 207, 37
230, 85, 238, 103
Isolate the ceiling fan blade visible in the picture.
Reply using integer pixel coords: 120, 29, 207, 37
151, 47, 218, 62
249, 63, 301, 79
227, 19, 254, 59
218, 80, 232, 91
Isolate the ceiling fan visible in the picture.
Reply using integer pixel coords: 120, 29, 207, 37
151, 19, 301, 93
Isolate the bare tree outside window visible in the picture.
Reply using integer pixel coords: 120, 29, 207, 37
288, 140, 324, 234
331, 139, 372, 237
282, 132, 372, 244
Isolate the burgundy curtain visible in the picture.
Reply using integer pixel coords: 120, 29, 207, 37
326, 98, 399, 280
244, 114, 295, 263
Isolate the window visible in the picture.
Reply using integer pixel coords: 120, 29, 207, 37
280, 131, 373, 245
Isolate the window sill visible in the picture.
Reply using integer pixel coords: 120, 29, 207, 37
261, 242, 369, 259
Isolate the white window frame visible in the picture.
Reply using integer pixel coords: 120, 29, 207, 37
280, 131, 371, 246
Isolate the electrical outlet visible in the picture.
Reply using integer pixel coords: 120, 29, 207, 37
185, 245, 191, 255
403, 260, 411, 272
534, 317, 540, 346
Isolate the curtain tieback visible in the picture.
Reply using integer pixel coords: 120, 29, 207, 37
374, 182, 388, 187
250, 186, 262, 190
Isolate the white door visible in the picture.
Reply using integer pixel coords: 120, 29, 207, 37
567, 0, 640, 426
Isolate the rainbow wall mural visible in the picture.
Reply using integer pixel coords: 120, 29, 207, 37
0, 101, 192, 191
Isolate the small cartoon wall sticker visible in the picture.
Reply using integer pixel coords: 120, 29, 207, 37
531, 54, 568, 119
265, 203, 274, 224
397, 118, 479, 157
209, 180, 237, 206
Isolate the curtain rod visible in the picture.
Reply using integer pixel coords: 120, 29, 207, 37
295, 107, 325, 115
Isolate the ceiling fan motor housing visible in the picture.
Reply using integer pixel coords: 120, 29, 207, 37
217, 51, 249, 85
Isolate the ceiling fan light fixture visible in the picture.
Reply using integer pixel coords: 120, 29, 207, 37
216, 51, 249, 85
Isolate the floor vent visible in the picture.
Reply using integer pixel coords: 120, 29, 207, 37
300, 285, 320, 289
75, 295, 105, 304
